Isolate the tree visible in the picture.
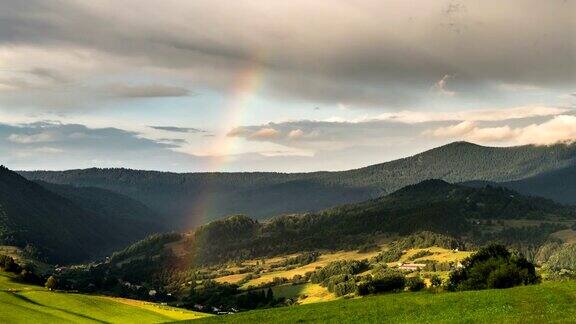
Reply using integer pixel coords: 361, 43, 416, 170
266, 287, 274, 301
45, 276, 58, 290
406, 276, 425, 292
430, 274, 442, 287
447, 244, 539, 291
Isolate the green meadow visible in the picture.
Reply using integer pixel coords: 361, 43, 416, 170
195, 281, 576, 323
0, 273, 209, 323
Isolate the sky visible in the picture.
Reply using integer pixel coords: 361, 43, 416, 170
0, 0, 574, 172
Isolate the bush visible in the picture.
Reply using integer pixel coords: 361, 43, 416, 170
371, 269, 406, 293
334, 280, 357, 297
447, 244, 539, 291
45, 276, 58, 290
430, 274, 442, 287
406, 276, 425, 291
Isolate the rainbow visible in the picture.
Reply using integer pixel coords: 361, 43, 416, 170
186, 60, 265, 228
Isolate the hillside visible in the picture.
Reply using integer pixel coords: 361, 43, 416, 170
0, 272, 208, 323
0, 166, 164, 263
20, 141, 576, 229
108, 180, 576, 270
502, 165, 576, 206
194, 281, 576, 323
184, 180, 575, 265
36, 181, 163, 226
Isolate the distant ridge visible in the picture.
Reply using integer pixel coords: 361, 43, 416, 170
20, 141, 576, 229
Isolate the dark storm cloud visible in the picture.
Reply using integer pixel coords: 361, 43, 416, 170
0, 0, 573, 108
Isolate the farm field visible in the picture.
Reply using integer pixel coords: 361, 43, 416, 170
195, 281, 576, 323
0, 273, 209, 323
213, 249, 382, 288
256, 283, 336, 305
396, 246, 473, 264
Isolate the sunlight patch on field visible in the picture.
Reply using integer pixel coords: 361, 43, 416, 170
240, 250, 381, 288
214, 273, 247, 284
398, 247, 472, 264
260, 283, 335, 305
0, 272, 209, 323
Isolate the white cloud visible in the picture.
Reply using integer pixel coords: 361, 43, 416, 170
8, 132, 56, 144
426, 121, 476, 138
428, 115, 576, 145
249, 128, 280, 139
372, 106, 569, 124
287, 129, 304, 139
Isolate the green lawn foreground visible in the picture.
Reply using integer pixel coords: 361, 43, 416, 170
192, 281, 576, 323
0, 273, 209, 323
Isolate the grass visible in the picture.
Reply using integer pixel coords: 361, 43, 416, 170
398, 246, 473, 264
192, 281, 576, 323
551, 229, 576, 243
255, 283, 335, 305
0, 272, 209, 323
0, 245, 53, 274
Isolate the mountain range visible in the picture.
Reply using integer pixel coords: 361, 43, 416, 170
20, 141, 576, 230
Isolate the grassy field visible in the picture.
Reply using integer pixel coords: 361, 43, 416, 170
238, 250, 381, 288
193, 281, 576, 323
397, 246, 472, 264
213, 246, 472, 301
254, 283, 335, 305
0, 272, 209, 323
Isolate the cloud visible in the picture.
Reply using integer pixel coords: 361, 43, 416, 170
7, 132, 57, 144
371, 106, 568, 124
427, 115, 576, 145
0, 121, 215, 171
105, 83, 190, 98
427, 121, 475, 138
249, 128, 280, 139
287, 129, 304, 139
0, 0, 573, 109
149, 126, 205, 133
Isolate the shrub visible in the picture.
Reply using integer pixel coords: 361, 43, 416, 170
406, 276, 425, 291
334, 280, 357, 297
45, 276, 58, 290
371, 268, 406, 293
430, 274, 442, 287
447, 244, 539, 291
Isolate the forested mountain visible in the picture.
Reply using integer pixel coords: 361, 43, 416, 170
501, 166, 576, 206
0, 166, 165, 263
36, 181, 162, 225
115, 180, 576, 267
20, 142, 576, 230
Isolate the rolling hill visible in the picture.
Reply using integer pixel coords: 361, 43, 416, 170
108, 180, 576, 270
20, 141, 576, 230
0, 272, 208, 323
193, 281, 576, 323
0, 166, 165, 263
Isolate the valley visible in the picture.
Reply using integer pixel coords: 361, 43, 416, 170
3, 142, 576, 322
